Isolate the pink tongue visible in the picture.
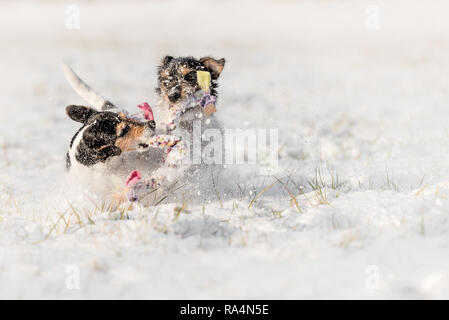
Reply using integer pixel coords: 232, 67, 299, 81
137, 102, 154, 121
126, 170, 141, 186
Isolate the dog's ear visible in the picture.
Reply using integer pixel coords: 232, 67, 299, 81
161, 55, 174, 67
66, 105, 96, 123
200, 57, 225, 79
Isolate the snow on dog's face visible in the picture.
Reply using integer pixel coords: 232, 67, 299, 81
156, 56, 225, 104
66, 105, 156, 167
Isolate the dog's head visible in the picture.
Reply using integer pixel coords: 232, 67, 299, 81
156, 56, 225, 104
66, 105, 156, 166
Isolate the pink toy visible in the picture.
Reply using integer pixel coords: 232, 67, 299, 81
137, 102, 154, 121
124, 170, 141, 202
125, 170, 141, 185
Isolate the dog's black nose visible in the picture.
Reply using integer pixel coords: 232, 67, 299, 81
168, 92, 181, 103
147, 120, 156, 129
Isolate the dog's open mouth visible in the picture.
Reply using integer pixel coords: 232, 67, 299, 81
138, 143, 149, 149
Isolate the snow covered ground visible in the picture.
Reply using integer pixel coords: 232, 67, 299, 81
2, 0, 449, 299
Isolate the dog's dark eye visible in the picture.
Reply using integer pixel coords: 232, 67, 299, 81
118, 125, 130, 138
184, 71, 196, 82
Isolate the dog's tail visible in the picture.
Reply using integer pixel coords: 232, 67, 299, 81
61, 63, 116, 111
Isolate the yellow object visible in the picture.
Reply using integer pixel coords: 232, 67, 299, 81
197, 71, 211, 92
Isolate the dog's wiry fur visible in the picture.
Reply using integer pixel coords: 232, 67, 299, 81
148, 55, 226, 200
156, 56, 224, 105
153, 56, 225, 133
